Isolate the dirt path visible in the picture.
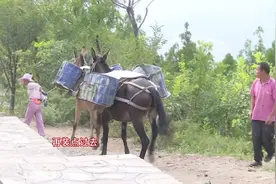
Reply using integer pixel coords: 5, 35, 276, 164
30, 123, 275, 184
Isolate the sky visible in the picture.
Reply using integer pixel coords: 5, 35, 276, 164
133, 0, 275, 61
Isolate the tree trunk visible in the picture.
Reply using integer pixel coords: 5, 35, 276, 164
10, 86, 16, 114
9, 55, 18, 115
126, 7, 139, 38
34, 37, 40, 81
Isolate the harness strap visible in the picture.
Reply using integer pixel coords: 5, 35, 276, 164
117, 78, 129, 92
115, 80, 156, 110
115, 97, 150, 111
123, 81, 151, 93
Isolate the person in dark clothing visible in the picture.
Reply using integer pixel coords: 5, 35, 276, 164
250, 62, 275, 167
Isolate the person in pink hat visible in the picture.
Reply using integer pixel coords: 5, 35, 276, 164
19, 73, 46, 136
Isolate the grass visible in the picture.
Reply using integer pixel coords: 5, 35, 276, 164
166, 122, 253, 160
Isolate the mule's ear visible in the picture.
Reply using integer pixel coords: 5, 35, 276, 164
79, 54, 85, 66
81, 46, 86, 56
91, 47, 96, 59
73, 47, 78, 59
103, 49, 110, 61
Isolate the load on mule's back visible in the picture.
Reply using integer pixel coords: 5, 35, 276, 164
54, 47, 119, 107
132, 64, 171, 99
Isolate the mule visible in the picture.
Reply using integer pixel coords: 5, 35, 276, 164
69, 48, 128, 150
89, 47, 171, 162
69, 48, 105, 149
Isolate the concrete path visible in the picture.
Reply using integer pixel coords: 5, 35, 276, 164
0, 116, 182, 184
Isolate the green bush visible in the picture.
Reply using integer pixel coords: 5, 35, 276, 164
157, 120, 252, 159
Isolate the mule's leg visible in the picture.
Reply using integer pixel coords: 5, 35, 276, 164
89, 110, 95, 139
71, 105, 80, 141
94, 119, 102, 151
121, 122, 130, 154
95, 113, 102, 141
130, 112, 149, 159
89, 110, 101, 151
148, 118, 158, 163
90, 111, 102, 151
101, 121, 109, 155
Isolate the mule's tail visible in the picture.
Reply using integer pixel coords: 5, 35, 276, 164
147, 87, 170, 135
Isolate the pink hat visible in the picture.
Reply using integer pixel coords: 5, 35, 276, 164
19, 73, 33, 82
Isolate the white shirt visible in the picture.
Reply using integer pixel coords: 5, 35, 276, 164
27, 82, 44, 100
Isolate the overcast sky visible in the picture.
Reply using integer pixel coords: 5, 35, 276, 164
134, 0, 275, 61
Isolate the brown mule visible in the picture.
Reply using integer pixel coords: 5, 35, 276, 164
89, 47, 171, 162
70, 48, 106, 149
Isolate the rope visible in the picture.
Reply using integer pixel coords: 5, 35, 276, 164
115, 97, 149, 111
114, 80, 156, 111
123, 81, 151, 93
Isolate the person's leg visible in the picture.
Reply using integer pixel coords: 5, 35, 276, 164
24, 101, 36, 126
262, 122, 275, 162
250, 120, 263, 166
34, 105, 45, 137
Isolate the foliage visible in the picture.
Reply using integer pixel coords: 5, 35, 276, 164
222, 53, 237, 73
163, 121, 252, 159
0, 0, 46, 113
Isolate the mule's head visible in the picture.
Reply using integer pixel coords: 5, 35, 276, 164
73, 46, 87, 67
90, 47, 111, 73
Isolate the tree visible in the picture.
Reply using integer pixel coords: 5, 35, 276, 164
222, 53, 237, 73
165, 22, 198, 72
148, 23, 167, 64
165, 43, 180, 63
253, 26, 265, 54
178, 22, 197, 64
239, 39, 255, 64
111, 0, 155, 38
180, 22, 192, 44
238, 26, 266, 65
265, 41, 275, 66
0, 0, 45, 114
148, 23, 167, 53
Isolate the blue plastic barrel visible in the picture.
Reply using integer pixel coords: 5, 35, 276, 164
150, 71, 171, 98
55, 62, 83, 90
77, 72, 119, 107
110, 64, 123, 71
132, 64, 171, 98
